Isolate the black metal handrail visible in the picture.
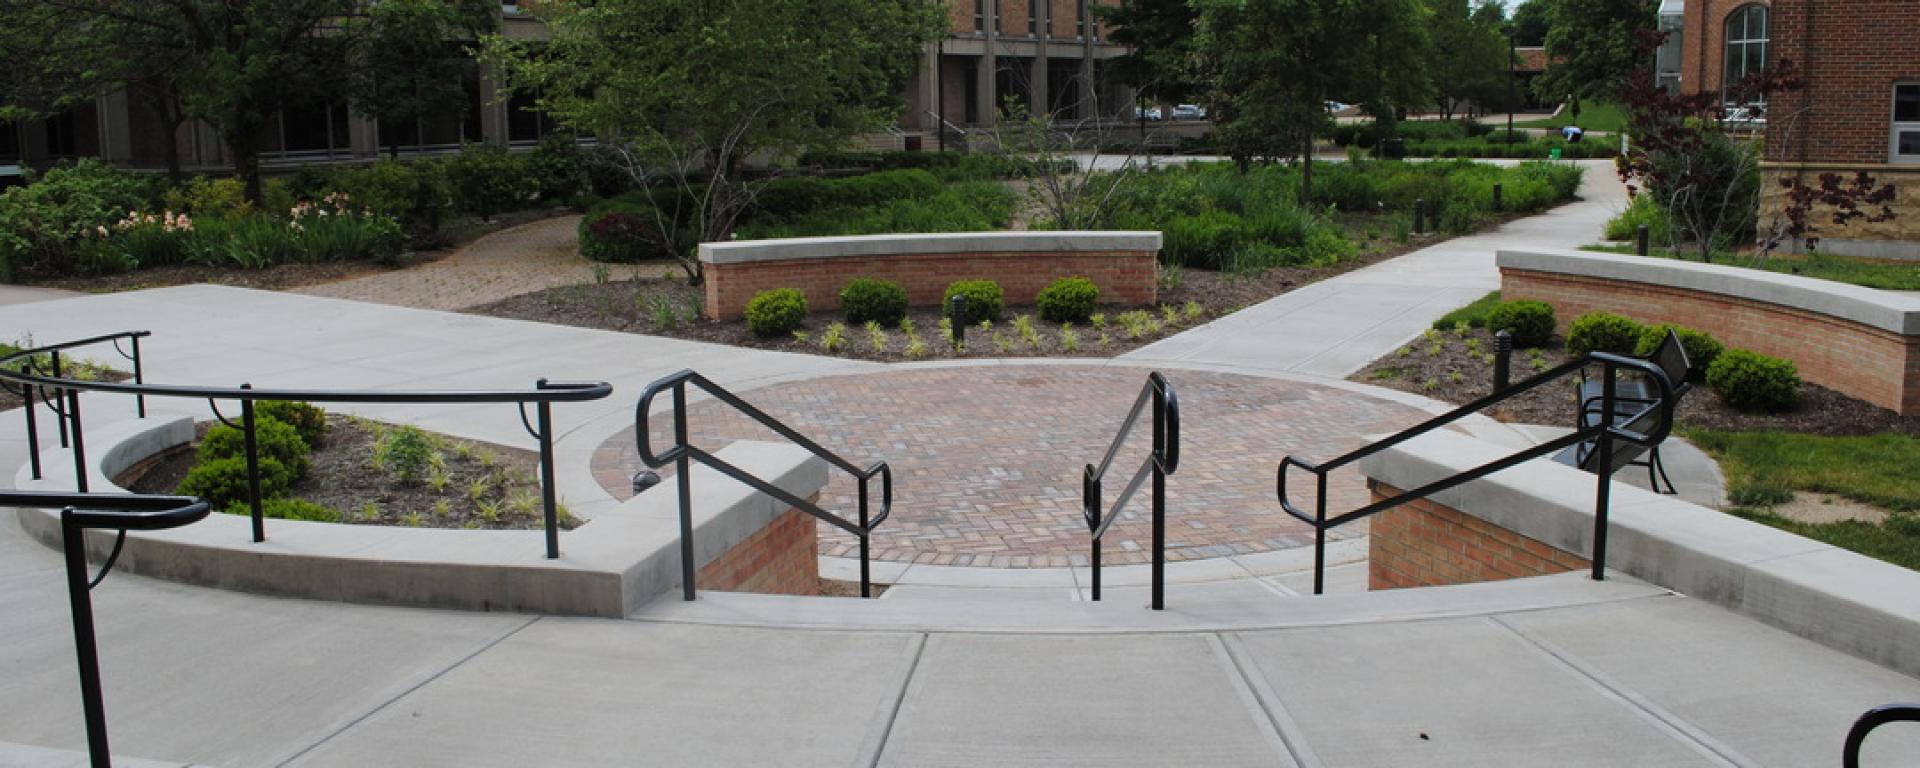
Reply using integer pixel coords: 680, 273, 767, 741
0, 333, 613, 558
1278, 352, 1675, 594
1, 490, 211, 768
635, 369, 893, 599
1082, 372, 1180, 609
1844, 703, 1920, 768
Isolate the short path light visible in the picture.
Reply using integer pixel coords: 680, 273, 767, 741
632, 470, 663, 494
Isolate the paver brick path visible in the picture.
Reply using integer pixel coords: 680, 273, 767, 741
593, 366, 1426, 567
293, 215, 606, 310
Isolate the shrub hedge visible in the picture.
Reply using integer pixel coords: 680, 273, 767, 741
745, 288, 809, 336
944, 280, 1003, 324
841, 277, 909, 325
1565, 312, 1645, 357
1707, 349, 1801, 412
1036, 277, 1099, 323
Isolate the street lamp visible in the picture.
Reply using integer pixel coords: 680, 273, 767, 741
1504, 26, 1516, 148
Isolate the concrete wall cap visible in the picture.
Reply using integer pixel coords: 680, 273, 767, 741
1496, 248, 1920, 334
700, 231, 1164, 265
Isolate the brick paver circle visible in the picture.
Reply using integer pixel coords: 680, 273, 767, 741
591, 365, 1428, 567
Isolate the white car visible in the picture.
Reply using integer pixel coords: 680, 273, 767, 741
1130, 106, 1164, 121
1324, 101, 1351, 113
1171, 104, 1207, 120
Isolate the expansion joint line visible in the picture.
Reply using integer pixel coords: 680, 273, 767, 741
1215, 632, 1324, 768
860, 632, 930, 768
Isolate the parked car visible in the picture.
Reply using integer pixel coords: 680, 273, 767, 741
1131, 106, 1164, 121
1324, 101, 1351, 113
1723, 105, 1766, 131
1171, 104, 1207, 120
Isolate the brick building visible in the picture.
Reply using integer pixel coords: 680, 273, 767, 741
1665, 0, 1772, 98
0, 1, 1129, 175
1760, 0, 1920, 259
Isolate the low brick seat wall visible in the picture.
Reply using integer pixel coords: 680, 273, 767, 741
1499, 248, 1920, 415
699, 232, 1162, 321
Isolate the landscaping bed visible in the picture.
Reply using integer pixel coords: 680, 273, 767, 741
118, 411, 566, 531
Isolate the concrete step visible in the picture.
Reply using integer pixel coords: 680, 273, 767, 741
869, 561, 1372, 604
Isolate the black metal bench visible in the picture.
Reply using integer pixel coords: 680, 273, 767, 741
1553, 329, 1690, 490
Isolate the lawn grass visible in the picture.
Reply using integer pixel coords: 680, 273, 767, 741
1685, 429, 1920, 513
1729, 508, 1920, 571
1515, 100, 1628, 133
1584, 244, 1920, 291
1431, 290, 1502, 329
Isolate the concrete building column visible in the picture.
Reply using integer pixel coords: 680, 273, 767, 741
976, 0, 999, 128
97, 93, 133, 164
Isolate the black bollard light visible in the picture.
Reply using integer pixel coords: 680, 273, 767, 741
951, 294, 967, 350
1493, 329, 1513, 392
1636, 225, 1650, 256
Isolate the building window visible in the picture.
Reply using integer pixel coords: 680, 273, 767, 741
1027, 0, 1036, 36
1076, 1, 1086, 39
973, 0, 983, 33
1722, 4, 1768, 102
1895, 83, 1920, 164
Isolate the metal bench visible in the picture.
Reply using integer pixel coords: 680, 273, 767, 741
1554, 329, 1690, 490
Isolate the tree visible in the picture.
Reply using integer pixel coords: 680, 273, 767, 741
1099, 0, 1203, 108
488, 0, 945, 284
1193, 0, 1429, 200
345, 0, 497, 159
1508, 0, 1551, 47
1425, 0, 1510, 120
1535, 0, 1657, 102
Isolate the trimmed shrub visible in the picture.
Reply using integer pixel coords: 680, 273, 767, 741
943, 280, 1003, 324
177, 456, 293, 509
840, 277, 908, 325
225, 497, 339, 523
1706, 349, 1801, 412
198, 417, 312, 480
444, 143, 536, 220
1565, 311, 1646, 357
745, 288, 809, 336
1633, 324, 1724, 382
255, 401, 329, 447
1486, 300, 1556, 348
1036, 277, 1099, 323
527, 135, 590, 203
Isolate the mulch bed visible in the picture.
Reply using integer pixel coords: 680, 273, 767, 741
468, 218, 1468, 362
118, 414, 561, 530
1351, 326, 1920, 437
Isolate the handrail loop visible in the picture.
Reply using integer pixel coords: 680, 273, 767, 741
1844, 703, 1920, 768
1081, 372, 1180, 609
635, 368, 893, 600
1, 490, 210, 768
1, 333, 613, 559
1278, 352, 1676, 595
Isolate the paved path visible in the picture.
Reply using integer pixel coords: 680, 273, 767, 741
291, 215, 616, 311
1122, 160, 1628, 377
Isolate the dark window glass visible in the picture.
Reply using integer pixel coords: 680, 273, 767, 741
1896, 85, 1920, 123
1899, 131, 1920, 157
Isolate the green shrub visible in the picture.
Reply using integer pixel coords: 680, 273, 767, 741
444, 144, 536, 220
1633, 324, 1724, 381
323, 159, 453, 238
1707, 349, 1801, 412
745, 288, 809, 336
840, 277, 908, 325
161, 176, 252, 220
1604, 194, 1674, 245
1161, 209, 1245, 270
177, 456, 293, 509
224, 497, 339, 523
374, 425, 439, 484
1036, 277, 1099, 323
1486, 300, 1556, 347
582, 144, 640, 198
527, 135, 590, 203
943, 280, 1003, 324
1565, 312, 1646, 357
579, 192, 697, 263
198, 417, 312, 479
255, 401, 329, 447
0, 159, 155, 277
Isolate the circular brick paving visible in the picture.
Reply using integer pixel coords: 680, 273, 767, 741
591, 365, 1428, 567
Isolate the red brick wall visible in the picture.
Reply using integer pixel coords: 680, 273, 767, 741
1368, 482, 1589, 590
698, 506, 819, 597
1503, 267, 1920, 414
704, 250, 1158, 320
1681, 0, 1768, 97
1768, 0, 1920, 165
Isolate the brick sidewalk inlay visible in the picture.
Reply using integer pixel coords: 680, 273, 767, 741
591, 366, 1426, 567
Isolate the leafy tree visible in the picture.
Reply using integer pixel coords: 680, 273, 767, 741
1099, 0, 1203, 109
488, 0, 946, 284
345, 0, 497, 159
1193, 0, 1429, 199
1508, 0, 1551, 47
1535, 0, 1658, 102
1425, 0, 1510, 120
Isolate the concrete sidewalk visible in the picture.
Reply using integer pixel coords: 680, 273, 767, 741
1122, 160, 1627, 377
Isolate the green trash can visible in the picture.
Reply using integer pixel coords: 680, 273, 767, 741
1549, 147, 1563, 160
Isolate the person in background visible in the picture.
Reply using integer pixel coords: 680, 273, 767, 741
1562, 124, 1584, 143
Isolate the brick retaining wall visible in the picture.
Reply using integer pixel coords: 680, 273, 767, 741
1368, 481, 1589, 590
699, 504, 820, 596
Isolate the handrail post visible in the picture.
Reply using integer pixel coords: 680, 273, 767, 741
67, 389, 88, 493
858, 478, 872, 598
1089, 473, 1103, 602
60, 508, 112, 768
53, 350, 68, 448
1591, 362, 1616, 581
536, 380, 560, 560
674, 382, 696, 601
24, 381, 42, 480
1151, 384, 1166, 611
1313, 472, 1327, 596
130, 335, 146, 419
241, 385, 264, 543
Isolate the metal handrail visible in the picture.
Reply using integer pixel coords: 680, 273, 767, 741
1082, 372, 1180, 609
1, 490, 211, 768
1, 333, 613, 558
1844, 704, 1920, 768
635, 369, 893, 599
1278, 352, 1675, 594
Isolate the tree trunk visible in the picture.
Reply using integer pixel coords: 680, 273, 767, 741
1300, 135, 1316, 203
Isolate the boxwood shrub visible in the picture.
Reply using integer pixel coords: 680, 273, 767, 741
840, 277, 908, 325
745, 288, 809, 336
1565, 312, 1646, 357
1707, 349, 1800, 412
1486, 300, 1556, 348
1036, 277, 1099, 323
943, 280, 1003, 324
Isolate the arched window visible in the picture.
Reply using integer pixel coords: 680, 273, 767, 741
1723, 4, 1769, 102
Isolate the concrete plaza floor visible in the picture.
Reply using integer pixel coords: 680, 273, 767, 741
5, 163, 1919, 765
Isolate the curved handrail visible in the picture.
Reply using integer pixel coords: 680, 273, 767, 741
1278, 352, 1677, 594
1844, 703, 1920, 768
4, 332, 613, 558
635, 368, 893, 599
1, 490, 211, 531
1081, 372, 1180, 608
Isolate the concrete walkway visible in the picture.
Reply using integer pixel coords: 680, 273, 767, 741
1122, 160, 1628, 377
